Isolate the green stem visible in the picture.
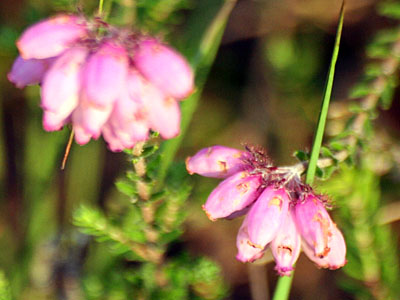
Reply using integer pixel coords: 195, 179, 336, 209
98, 0, 105, 15
305, 1, 345, 185
272, 275, 294, 300
272, 2, 345, 300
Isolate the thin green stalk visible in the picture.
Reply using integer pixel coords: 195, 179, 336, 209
98, 0, 105, 15
305, 1, 345, 185
272, 2, 345, 300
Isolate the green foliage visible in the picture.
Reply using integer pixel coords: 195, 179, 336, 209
0, 271, 11, 300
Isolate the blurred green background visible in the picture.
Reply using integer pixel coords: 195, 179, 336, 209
0, 0, 399, 299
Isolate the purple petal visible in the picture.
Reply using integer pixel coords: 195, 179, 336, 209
270, 209, 301, 276
246, 186, 289, 249
203, 171, 262, 221
81, 41, 129, 107
17, 14, 87, 59
41, 47, 88, 120
73, 125, 92, 146
236, 219, 265, 263
186, 146, 249, 178
302, 225, 347, 270
133, 39, 194, 99
8, 56, 54, 88
294, 194, 335, 258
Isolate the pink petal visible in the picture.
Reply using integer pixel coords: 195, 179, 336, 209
302, 225, 347, 270
108, 72, 149, 142
73, 125, 92, 145
133, 39, 194, 99
236, 219, 265, 263
8, 56, 54, 88
294, 194, 336, 258
81, 41, 128, 107
203, 171, 262, 221
17, 14, 87, 59
142, 82, 181, 139
186, 146, 248, 178
102, 123, 128, 152
42, 110, 69, 131
270, 209, 301, 276
246, 187, 289, 249
41, 47, 87, 119
72, 101, 113, 138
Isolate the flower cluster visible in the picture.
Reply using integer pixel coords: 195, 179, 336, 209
8, 14, 194, 151
186, 145, 346, 276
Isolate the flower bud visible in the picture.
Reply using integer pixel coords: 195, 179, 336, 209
236, 219, 265, 263
246, 187, 289, 249
133, 39, 194, 99
203, 171, 262, 221
81, 41, 129, 107
302, 225, 347, 269
141, 82, 181, 139
72, 101, 113, 140
294, 194, 335, 258
8, 56, 54, 88
41, 47, 88, 129
186, 146, 248, 178
270, 210, 301, 276
17, 14, 87, 59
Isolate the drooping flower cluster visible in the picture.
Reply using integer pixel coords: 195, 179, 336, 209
8, 14, 194, 151
186, 145, 346, 276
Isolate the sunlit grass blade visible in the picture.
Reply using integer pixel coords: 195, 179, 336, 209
273, 2, 345, 300
305, 1, 345, 185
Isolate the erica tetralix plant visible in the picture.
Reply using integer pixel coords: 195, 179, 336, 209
186, 145, 346, 276
8, 14, 194, 151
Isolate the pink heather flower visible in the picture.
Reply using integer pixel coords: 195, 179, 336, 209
7, 56, 55, 88
270, 209, 301, 276
186, 145, 347, 276
133, 39, 194, 99
245, 186, 289, 249
186, 146, 249, 178
80, 41, 129, 107
236, 218, 265, 263
17, 14, 87, 60
203, 171, 262, 221
9, 14, 194, 151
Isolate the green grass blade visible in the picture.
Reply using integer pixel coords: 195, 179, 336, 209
305, 1, 345, 185
156, 0, 237, 188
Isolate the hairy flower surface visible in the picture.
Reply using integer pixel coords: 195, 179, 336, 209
186, 145, 347, 276
8, 14, 194, 151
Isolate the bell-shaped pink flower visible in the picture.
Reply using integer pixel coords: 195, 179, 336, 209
41, 46, 88, 131
294, 194, 336, 258
246, 186, 289, 249
186, 146, 248, 178
81, 41, 129, 107
133, 39, 194, 99
141, 82, 181, 139
236, 219, 265, 263
7, 56, 54, 88
17, 14, 87, 59
102, 124, 127, 152
302, 225, 347, 269
72, 101, 113, 142
106, 70, 149, 146
270, 209, 301, 276
203, 171, 262, 221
